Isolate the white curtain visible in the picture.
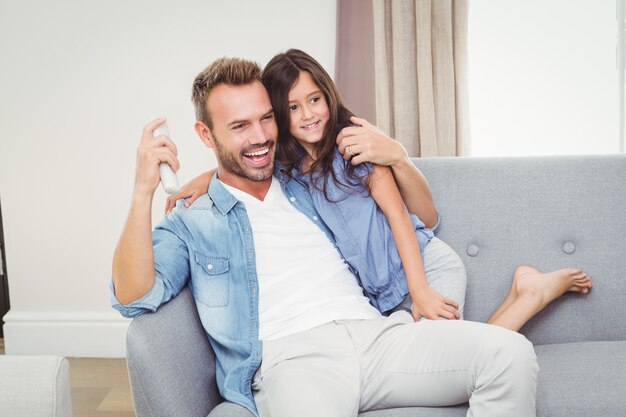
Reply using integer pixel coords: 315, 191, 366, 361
372, 0, 470, 157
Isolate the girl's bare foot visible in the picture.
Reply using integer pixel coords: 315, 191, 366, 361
487, 264, 540, 323
515, 267, 592, 309
487, 264, 592, 327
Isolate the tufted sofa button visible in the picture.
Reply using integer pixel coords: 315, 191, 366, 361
467, 244, 479, 257
562, 241, 576, 254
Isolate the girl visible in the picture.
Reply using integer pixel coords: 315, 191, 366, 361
169, 49, 592, 329
261, 49, 458, 320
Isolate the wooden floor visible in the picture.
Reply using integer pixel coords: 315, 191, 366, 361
0, 338, 136, 417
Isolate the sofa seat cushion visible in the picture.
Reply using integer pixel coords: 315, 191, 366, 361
535, 341, 626, 417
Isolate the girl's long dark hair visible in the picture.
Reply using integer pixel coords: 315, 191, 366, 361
262, 49, 368, 200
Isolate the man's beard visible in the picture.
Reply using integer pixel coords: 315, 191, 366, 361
212, 137, 275, 182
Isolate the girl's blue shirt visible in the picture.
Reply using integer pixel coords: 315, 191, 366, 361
287, 149, 434, 313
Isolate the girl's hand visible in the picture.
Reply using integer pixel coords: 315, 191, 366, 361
336, 116, 408, 167
410, 286, 460, 321
164, 169, 215, 214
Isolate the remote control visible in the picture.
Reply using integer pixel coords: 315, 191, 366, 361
153, 122, 180, 194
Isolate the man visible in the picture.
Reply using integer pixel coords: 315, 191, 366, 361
111, 57, 538, 417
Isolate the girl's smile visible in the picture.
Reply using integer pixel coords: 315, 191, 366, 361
288, 71, 330, 157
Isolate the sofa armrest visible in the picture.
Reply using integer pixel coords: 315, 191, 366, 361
208, 402, 256, 417
127, 286, 222, 417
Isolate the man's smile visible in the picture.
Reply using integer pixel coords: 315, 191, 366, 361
242, 145, 273, 166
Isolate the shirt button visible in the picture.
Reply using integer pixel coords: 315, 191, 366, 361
207, 264, 213, 270
289, 197, 296, 202
313, 216, 318, 221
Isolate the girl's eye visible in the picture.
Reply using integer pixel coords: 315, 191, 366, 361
289, 104, 299, 112
311, 96, 320, 104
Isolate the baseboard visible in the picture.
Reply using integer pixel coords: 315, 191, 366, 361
2, 310, 130, 357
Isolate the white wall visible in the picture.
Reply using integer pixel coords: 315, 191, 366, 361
469, 0, 620, 156
0, 0, 337, 357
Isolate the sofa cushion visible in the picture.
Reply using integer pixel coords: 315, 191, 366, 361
414, 156, 626, 346
535, 341, 626, 417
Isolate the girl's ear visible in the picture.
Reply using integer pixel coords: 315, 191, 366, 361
195, 121, 215, 149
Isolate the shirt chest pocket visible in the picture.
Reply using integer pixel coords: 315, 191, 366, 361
191, 252, 231, 307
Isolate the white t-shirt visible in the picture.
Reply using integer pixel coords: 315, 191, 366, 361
219, 177, 380, 341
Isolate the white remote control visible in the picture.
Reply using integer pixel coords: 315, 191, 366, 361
153, 122, 180, 194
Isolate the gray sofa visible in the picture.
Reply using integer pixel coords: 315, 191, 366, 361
126, 155, 626, 417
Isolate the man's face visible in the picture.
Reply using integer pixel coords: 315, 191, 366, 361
206, 81, 277, 185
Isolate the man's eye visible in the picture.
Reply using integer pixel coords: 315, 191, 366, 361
232, 124, 244, 130
263, 113, 275, 120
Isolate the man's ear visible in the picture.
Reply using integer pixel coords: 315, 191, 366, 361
195, 121, 215, 149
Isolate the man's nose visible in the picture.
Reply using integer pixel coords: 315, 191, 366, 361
250, 122, 268, 144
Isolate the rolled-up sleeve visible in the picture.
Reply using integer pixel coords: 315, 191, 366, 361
110, 276, 166, 318
110, 210, 191, 318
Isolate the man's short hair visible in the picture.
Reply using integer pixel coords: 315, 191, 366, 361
191, 57, 262, 129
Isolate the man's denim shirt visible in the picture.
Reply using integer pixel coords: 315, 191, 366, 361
111, 168, 338, 416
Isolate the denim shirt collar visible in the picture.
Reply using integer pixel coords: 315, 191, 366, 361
206, 169, 298, 215
206, 173, 239, 215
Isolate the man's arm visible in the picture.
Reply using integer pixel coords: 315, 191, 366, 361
336, 116, 438, 228
112, 118, 179, 305
387, 151, 438, 229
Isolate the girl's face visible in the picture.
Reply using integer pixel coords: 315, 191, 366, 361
287, 71, 330, 158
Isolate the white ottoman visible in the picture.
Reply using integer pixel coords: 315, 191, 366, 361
0, 355, 73, 417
